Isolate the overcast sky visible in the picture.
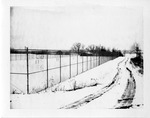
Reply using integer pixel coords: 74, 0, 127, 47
10, 6, 143, 50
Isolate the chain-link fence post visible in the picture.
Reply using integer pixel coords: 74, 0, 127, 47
96, 54, 97, 66
46, 52, 49, 88
26, 47, 29, 94
82, 56, 83, 72
60, 54, 61, 83
77, 54, 78, 75
87, 56, 88, 70
69, 53, 71, 78
90, 56, 91, 69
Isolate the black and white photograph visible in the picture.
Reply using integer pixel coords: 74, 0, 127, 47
1, 0, 150, 117
10, 5, 144, 109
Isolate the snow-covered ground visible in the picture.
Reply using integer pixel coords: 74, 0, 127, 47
10, 55, 143, 109
10, 55, 111, 94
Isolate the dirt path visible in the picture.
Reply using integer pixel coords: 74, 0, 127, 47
114, 59, 136, 109
60, 58, 127, 109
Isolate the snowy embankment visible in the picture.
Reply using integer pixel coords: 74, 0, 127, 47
10, 56, 143, 109
50, 57, 123, 92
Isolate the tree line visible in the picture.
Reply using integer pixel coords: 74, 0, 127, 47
10, 42, 123, 56
71, 42, 123, 56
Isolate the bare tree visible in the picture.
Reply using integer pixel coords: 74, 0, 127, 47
71, 42, 84, 54
130, 42, 143, 73
80, 44, 85, 53
86, 45, 97, 54
130, 42, 141, 56
95, 45, 101, 54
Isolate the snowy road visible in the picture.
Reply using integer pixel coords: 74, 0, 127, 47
10, 56, 143, 109
60, 58, 126, 109
60, 57, 137, 109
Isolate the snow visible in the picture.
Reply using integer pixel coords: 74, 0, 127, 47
127, 59, 143, 108
51, 57, 123, 92
10, 55, 143, 109
10, 55, 111, 94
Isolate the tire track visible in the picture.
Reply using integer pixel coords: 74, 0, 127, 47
60, 58, 126, 109
114, 59, 136, 109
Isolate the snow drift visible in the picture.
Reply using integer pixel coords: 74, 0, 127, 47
50, 57, 124, 92
10, 56, 143, 109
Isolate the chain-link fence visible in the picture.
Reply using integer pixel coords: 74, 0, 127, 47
10, 48, 117, 94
